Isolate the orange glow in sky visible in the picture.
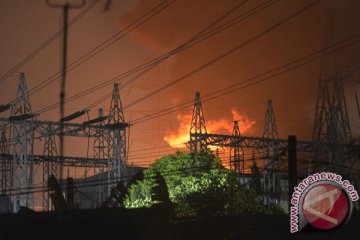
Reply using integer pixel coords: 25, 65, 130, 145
163, 109, 255, 149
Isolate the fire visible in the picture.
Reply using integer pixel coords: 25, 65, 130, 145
163, 114, 192, 148
163, 110, 255, 148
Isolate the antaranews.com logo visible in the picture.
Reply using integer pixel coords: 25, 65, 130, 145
290, 172, 359, 233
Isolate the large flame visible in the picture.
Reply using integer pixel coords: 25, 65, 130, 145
164, 110, 255, 148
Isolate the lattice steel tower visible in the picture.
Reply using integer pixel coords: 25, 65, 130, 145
1, 126, 11, 194
189, 92, 207, 154
310, 13, 353, 174
229, 120, 244, 174
93, 108, 107, 204
262, 99, 281, 204
107, 83, 128, 196
10, 73, 35, 212
42, 124, 58, 211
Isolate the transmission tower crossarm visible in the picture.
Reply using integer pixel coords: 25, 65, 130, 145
60, 110, 87, 122
0, 118, 105, 137
105, 122, 131, 130
0, 104, 11, 113
192, 133, 358, 156
83, 115, 108, 126
9, 113, 35, 121
0, 153, 107, 168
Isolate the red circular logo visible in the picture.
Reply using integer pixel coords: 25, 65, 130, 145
301, 183, 349, 230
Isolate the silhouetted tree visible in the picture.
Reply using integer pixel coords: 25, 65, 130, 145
124, 151, 282, 216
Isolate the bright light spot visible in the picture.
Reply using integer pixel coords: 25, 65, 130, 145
163, 110, 256, 149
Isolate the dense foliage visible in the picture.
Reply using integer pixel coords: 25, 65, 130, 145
124, 151, 282, 216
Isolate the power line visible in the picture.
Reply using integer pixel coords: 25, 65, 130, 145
5, 23, 359, 148
128, 142, 187, 152
31, 0, 276, 115
78, 0, 279, 112
128, 147, 186, 158
123, 0, 322, 110
62, 0, 318, 116
5, 148, 358, 196
4, 157, 287, 196
0, 0, 100, 85
129, 33, 360, 125
3, 31, 360, 145
18, 0, 177, 103
3, 164, 230, 196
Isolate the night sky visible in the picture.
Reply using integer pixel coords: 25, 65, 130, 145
0, 0, 359, 171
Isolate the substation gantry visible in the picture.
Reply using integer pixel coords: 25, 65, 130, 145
0, 73, 129, 212
188, 91, 359, 205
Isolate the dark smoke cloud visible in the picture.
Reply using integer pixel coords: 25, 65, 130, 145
120, 0, 360, 141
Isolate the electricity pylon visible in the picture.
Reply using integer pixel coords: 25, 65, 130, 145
107, 83, 128, 196
262, 99, 281, 204
189, 92, 207, 154
229, 121, 244, 174
0, 126, 10, 195
42, 124, 58, 211
93, 108, 107, 204
310, 13, 353, 174
10, 73, 35, 212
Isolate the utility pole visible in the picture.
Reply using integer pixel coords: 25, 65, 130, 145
45, 0, 85, 185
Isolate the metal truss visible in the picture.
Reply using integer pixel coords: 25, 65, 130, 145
192, 133, 358, 157
10, 73, 35, 212
0, 118, 107, 137
0, 154, 107, 168
311, 13, 353, 175
0, 126, 11, 195
262, 100, 281, 204
42, 124, 58, 211
93, 108, 107, 204
0, 75, 128, 212
229, 121, 244, 174
107, 83, 129, 196
189, 92, 208, 154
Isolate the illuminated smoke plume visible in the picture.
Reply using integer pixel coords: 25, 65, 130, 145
163, 109, 255, 148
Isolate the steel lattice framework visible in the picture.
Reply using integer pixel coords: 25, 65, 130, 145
191, 133, 359, 178
189, 92, 208, 154
229, 121, 244, 174
0, 126, 10, 195
191, 133, 358, 156
187, 90, 359, 205
93, 108, 108, 205
262, 100, 281, 204
0, 74, 128, 212
311, 14, 354, 175
42, 124, 58, 211
106, 83, 129, 195
10, 73, 35, 212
